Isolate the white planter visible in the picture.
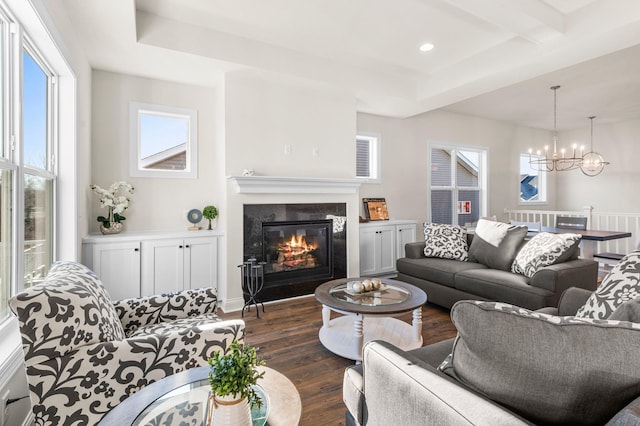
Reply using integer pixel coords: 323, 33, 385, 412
206, 393, 252, 426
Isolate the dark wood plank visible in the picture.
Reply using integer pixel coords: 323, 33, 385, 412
219, 295, 457, 425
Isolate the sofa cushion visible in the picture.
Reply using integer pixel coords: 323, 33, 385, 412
468, 220, 527, 271
511, 232, 582, 277
423, 223, 469, 261
396, 257, 486, 288
576, 250, 640, 319
440, 300, 640, 426
8, 261, 126, 363
454, 268, 552, 310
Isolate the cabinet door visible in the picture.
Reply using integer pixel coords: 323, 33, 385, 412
141, 239, 185, 296
359, 227, 379, 276
184, 237, 218, 290
92, 242, 141, 300
396, 224, 417, 259
377, 226, 396, 274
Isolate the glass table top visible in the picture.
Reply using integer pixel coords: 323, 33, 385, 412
329, 280, 411, 306
133, 378, 269, 426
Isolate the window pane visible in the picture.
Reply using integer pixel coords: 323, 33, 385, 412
139, 113, 189, 170
0, 169, 12, 320
456, 151, 479, 187
431, 190, 452, 224
24, 174, 52, 287
431, 148, 451, 186
458, 190, 480, 226
356, 138, 371, 177
23, 51, 48, 169
520, 154, 545, 202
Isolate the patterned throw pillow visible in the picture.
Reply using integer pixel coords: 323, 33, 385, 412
423, 223, 468, 261
576, 250, 640, 319
511, 232, 581, 278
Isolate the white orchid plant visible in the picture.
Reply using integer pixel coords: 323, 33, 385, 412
91, 181, 134, 228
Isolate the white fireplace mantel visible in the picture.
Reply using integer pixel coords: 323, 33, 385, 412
227, 176, 363, 194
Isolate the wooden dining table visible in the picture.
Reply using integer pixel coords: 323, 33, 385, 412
533, 227, 632, 259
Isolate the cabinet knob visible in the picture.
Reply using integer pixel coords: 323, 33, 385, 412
134, 248, 139, 252
185, 245, 190, 248
179, 245, 183, 249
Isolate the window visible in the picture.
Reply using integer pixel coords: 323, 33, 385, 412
520, 153, 547, 203
130, 102, 198, 178
356, 134, 380, 181
429, 144, 487, 226
23, 46, 55, 287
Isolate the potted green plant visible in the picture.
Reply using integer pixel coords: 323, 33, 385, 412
202, 205, 219, 230
207, 340, 266, 426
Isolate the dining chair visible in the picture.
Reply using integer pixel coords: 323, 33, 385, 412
555, 216, 588, 230
510, 220, 542, 232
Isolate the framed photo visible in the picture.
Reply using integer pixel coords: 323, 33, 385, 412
363, 198, 389, 221
457, 201, 471, 214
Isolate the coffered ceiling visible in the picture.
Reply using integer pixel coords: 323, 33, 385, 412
59, 0, 640, 130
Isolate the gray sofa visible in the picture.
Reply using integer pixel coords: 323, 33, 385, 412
344, 286, 640, 426
396, 232, 599, 310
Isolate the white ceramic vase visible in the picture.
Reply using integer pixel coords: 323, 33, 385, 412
206, 394, 252, 426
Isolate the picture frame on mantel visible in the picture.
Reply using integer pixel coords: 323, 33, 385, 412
363, 198, 389, 221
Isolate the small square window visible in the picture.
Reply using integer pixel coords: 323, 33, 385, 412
356, 134, 380, 181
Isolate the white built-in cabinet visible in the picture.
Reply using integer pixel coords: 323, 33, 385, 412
359, 220, 417, 276
82, 231, 223, 300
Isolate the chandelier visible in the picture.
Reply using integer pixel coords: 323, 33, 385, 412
528, 85, 583, 172
580, 116, 609, 176
528, 85, 609, 176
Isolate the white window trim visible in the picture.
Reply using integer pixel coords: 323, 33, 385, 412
356, 132, 381, 183
129, 101, 198, 179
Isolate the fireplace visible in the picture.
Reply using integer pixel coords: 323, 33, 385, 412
243, 203, 347, 301
262, 220, 333, 284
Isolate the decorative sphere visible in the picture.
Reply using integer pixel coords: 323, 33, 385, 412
581, 152, 606, 176
362, 279, 373, 291
352, 281, 364, 293
372, 278, 382, 289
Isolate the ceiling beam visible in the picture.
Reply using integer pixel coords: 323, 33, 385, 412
441, 0, 565, 43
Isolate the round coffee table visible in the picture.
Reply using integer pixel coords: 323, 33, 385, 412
314, 278, 427, 362
99, 366, 301, 426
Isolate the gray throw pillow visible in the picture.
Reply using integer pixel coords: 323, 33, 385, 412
609, 296, 640, 322
439, 300, 640, 426
576, 250, 640, 319
468, 221, 527, 271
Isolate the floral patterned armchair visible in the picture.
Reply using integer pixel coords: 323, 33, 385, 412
9, 261, 244, 426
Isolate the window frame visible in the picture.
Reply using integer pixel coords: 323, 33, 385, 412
355, 132, 380, 182
519, 152, 548, 204
427, 142, 488, 225
129, 101, 198, 179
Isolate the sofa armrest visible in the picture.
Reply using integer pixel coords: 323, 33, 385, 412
113, 287, 218, 335
557, 287, 593, 316
529, 259, 598, 297
404, 241, 426, 259
606, 395, 640, 425
25, 318, 244, 426
362, 341, 532, 426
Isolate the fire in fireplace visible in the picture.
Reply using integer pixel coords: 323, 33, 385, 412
262, 219, 333, 284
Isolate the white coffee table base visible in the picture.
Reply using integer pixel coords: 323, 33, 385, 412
318, 306, 423, 361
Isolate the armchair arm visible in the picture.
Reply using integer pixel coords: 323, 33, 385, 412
404, 242, 426, 259
113, 287, 218, 335
557, 287, 593, 316
362, 341, 532, 426
25, 318, 244, 426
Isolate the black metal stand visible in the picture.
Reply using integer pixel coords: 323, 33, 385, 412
239, 258, 266, 318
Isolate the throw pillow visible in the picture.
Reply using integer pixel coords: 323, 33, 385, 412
468, 220, 527, 271
439, 300, 640, 426
511, 232, 581, 278
423, 223, 468, 261
609, 297, 640, 323
576, 250, 640, 319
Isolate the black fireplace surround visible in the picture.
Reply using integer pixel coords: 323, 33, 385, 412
243, 203, 347, 302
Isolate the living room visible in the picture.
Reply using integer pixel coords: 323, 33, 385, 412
2, 0, 640, 425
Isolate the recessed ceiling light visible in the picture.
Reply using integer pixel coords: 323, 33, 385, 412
419, 43, 435, 52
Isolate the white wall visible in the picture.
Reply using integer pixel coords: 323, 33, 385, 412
556, 118, 640, 213
222, 71, 359, 310
357, 110, 556, 225
91, 70, 225, 232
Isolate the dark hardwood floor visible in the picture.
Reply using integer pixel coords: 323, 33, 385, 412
219, 295, 457, 425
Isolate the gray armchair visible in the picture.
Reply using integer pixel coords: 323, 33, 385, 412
9, 261, 244, 426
